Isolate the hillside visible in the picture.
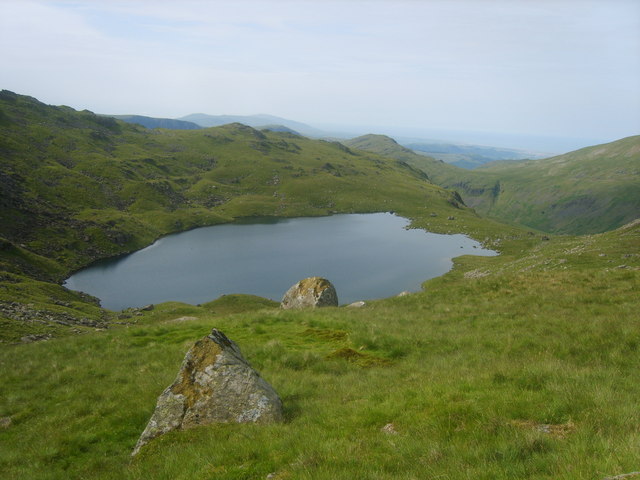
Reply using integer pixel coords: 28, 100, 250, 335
110, 115, 202, 130
344, 134, 640, 234
474, 136, 640, 233
345, 134, 421, 163
259, 124, 302, 135
0, 90, 496, 341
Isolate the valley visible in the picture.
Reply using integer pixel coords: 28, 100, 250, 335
345, 133, 640, 235
0, 91, 638, 479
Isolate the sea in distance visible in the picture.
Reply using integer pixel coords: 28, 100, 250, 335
64, 213, 497, 310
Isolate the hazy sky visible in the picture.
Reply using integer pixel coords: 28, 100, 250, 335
1, 0, 639, 150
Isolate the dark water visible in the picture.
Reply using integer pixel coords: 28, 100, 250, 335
64, 213, 497, 310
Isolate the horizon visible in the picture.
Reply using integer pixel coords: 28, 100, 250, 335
1, 0, 639, 153
1, 86, 631, 154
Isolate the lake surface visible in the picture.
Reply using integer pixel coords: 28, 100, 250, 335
64, 213, 497, 310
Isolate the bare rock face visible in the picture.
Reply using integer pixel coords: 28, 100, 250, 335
280, 277, 338, 309
133, 328, 283, 455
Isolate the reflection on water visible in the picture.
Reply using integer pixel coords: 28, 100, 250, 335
64, 213, 497, 310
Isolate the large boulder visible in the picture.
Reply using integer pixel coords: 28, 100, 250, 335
133, 328, 283, 455
280, 277, 338, 309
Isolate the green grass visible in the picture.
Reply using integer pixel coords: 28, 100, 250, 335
345, 134, 640, 235
0, 222, 638, 479
1, 90, 639, 479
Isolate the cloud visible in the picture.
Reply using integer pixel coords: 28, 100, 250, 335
0, 0, 638, 143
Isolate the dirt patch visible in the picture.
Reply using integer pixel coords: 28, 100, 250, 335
327, 347, 391, 367
166, 316, 198, 323
509, 419, 575, 439
302, 327, 348, 341
464, 269, 490, 279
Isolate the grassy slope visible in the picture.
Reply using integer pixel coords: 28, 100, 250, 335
344, 134, 640, 235
1, 92, 638, 479
0, 221, 638, 479
476, 136, 640, 233
0, 91, 498, 342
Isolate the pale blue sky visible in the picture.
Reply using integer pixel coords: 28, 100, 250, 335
1, 0, 639, 150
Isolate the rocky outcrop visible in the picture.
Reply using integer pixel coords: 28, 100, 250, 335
133, 328, 283, 455
280, 277, 338, 309
0, 301, 108, 331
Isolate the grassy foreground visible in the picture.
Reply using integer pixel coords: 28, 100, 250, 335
1, 221, 638, 479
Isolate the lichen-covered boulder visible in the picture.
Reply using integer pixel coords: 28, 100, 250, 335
280, 277, 338, 309
133, 328, 283, 455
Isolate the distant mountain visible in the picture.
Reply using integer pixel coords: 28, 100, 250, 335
113, 112, 553, 166
179, 113, 325, 137
258, 124, 301, 136
344, 133, 640, 234
404, 141, 548, 169
110, 115, 201, 130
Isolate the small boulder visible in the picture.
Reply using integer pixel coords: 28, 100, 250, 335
280, 277, 338, 309
346, 301, 366, 308
133, 328, 283, 455
381, 422, 398, 435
